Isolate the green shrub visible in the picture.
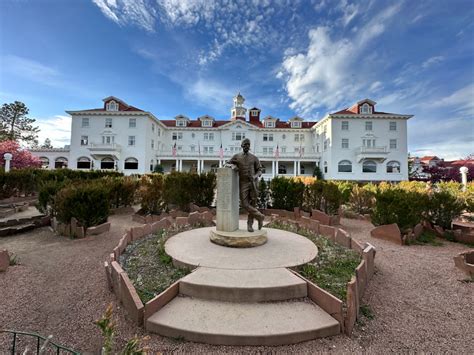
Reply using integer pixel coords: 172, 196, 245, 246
37, 180, 66, 214
138, 174, 164, 215
258, 178, 270, 209
427, 189, 465, 229
304, 180, 342, 215
163, 172, 195, 211
105, 176, 138, 208
304, 179, 324, 212
333, 181, 355, 204
313, 166, 323, 179
192, 172, 217, 207
55, 181, 109, 228
348, 184, 375, 215
270, 176, 305, 211
371, 185, 428, 230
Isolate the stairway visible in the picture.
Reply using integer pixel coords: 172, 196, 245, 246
145, 267, 340, 345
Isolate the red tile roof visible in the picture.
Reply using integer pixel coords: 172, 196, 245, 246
330, 108, 395, 115
159, 118, 317, 129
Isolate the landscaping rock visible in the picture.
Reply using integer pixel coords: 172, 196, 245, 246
0, 249, 9, 272
311, 209, 331, 226
414, 223, 424, 239
188, 211, 200, 226
433, 225, 444, 237
86, 222, 111, 236
176, 217, 189, 226
370, 224, 402, 245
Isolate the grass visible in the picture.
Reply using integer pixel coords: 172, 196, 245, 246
9, 253, 19, 266
360, 304, 375, 319
267, 220, 361, 302
120, 227, 192, 303
411, 230, 444, 246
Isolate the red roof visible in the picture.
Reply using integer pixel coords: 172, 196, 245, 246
420, 156, 440, 161
160, 119, 317, 129
331, 108, 394, 115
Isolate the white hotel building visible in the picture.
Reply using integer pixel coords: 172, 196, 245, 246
31, 94, 412, 181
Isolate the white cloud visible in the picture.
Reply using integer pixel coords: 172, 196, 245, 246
36, 115, 72, 148
421, 55, 444, 69
184, 78, 235, 113
92, 0, 156, 32
279, 4, 401, 115
3, 55, 60, 85
430, 84, 474, 117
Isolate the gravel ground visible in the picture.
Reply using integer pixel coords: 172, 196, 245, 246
1, 214, 473, 354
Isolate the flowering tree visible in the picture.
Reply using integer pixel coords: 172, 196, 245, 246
0, 140, 41, 169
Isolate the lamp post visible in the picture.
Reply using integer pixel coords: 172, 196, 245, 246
3, 153, 13, 173
460, 166, 468, 192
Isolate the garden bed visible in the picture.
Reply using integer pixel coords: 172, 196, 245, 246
266, 220, 361, 301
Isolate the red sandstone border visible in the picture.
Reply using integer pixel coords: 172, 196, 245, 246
105, 208, 376, 336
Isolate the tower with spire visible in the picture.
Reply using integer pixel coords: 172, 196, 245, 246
231, 92, 247, 120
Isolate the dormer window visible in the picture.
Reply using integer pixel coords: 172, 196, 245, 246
106, 100, 119, 111
176, 120, 186, 127
251, 110, 259, 116
360, 103, 372, 114
265, 121, 275, 128
202, 120, 213, 127
291, 121, 302, 128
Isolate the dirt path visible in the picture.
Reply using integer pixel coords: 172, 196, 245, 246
0, 216, 473, 353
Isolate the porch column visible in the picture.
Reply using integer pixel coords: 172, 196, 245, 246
158, 159, 161, 165
175, 159, 179, 171
275, 160, 279, 176
297, 161, 301, 175
293, 161, 297, 176
179, 159, 183, 172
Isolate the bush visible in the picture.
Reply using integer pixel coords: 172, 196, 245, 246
270, 176, 305, 211
371, 185, 428, 230
333, 181, 355, 204
304, 180, 342, 215
313, 166, 323, 179
163, 172, 195, 211
427, 189, 465, 229
104, 176, 138, 208
138, 174, 164, 215
192, 172, 217, 207
348, 184, 375, 215
54, 181, 109, 228
37, 180, 65, 214
258, 178, 270, 209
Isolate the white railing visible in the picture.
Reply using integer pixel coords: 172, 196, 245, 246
157, 150, 320, 159
358, 146, 388, 154
88, 143, 122, 151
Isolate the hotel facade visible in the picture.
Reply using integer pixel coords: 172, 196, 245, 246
31, 94, 412, 181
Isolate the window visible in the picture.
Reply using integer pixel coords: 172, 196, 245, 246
128, 136, 135, 146
365, 121, 373, 131
202, 120, 212, 127
151, 139, 155, 149
55, 157, 68, 169
176, 120, 186, 127
300, 165, 305, 174
157, 128, 160, 136
82, 117, 89, 128
77, 157, 91, 169
204, 133, 214, 141
338, 160, 352, 173
282, 134, 286, 139
80, 135, 88, 146
360, 103, 372, 114
232, 132, 245, 141
363, 160, 377, 173
263, 147, 273, 155
341, 121, 349, 130
291, 121, 301, 128
106, 101, 118, 111
105, 118, 113, 128
263, 133, 273, 142
150, 159, 154, 172
265, 121, 275, 128
191, 145, 195, 152
40, 157, 49, 169
363, 138, 376, 147
390, 139, 397, 149
389, 121, 397, 131
102, 135, 114, 144
129, 118, 136, 128
204, 146, 214, 154
172, 132, 183, 140
101, 157, 115, 170
342, 138, 349, 149
316, 144, 320, 153
281, 146, 287, 153
152, 124, 155, 132
323, 139, 328, 151
278, 164, 287, 174
324, 161, 328, 174
124, 157, 138, 170
387, 161, 401, 173
294, 133, 304, 142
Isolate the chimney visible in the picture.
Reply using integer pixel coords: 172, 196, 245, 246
249, 107, 261, 124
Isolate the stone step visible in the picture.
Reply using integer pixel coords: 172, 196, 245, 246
146, 296, 340, 346
180, 267, 307, 302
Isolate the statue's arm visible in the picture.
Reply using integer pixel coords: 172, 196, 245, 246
225, 154, 239, 170
254, 157, 263, 180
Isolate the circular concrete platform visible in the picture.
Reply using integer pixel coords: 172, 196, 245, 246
165, 227, 318, 270
210, 228, 268, 248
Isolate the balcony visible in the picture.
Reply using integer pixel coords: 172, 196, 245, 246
156, 149, 320, 160
87, 143, 122, 159
356, 146, 388, 163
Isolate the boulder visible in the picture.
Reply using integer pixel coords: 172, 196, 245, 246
370, 224, 402, 245
413, 223, 424, 239
311, 209, 331, 226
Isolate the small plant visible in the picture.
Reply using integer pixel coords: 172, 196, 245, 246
9, 253, 19, 266
360, 304, 375, 320
413, 230, 443, 246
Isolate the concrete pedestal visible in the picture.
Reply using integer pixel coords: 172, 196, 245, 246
212, 168, 268, 247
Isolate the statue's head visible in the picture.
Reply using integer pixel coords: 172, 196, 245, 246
241, 138, 251, 153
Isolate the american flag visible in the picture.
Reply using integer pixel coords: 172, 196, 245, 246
219, 143, 224, 159
172, 142, 177, 157
274, 144, 280, 159
198, 141, 201, 156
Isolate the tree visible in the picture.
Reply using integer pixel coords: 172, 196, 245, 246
41, 138, 53, 149
0, 140, 41, 169
0, 101, 40, 145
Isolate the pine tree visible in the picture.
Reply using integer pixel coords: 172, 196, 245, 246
257, 177, 269, 209
0, 101, 40, 144
41, 138, 53, 149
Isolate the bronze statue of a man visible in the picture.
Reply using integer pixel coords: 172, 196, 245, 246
227, 138, 265, 232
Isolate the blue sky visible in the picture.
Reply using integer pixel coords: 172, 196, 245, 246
0, 0, 473, 159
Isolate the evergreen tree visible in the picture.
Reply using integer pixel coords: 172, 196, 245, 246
0, 101, 40, 144
41, 138, 53, 149
257, 177, 270, 209
313, 166, 323, 180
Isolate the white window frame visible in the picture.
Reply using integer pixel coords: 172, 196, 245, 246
129, 118, 136, 128
291, 121, 302, 128
172, 132, 183, 140
204, 132, 214, 141
151, 139, 154, 149
105, 118, 113, 128
81, 117, 89, 128
341, 138, 349, 149
361, 103, 372, 114
128, 135, 135, 146
106, 101, 118, 111
365, 121, 373, 131
232, 132, 245, 141
338, 160, 352, 173
80, 135, 88, 146
390, 139, 397, 149
202, 120, 212, 127
389, 121, 397, 131
176, 120, 186, 127
341, 121, 349, 130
